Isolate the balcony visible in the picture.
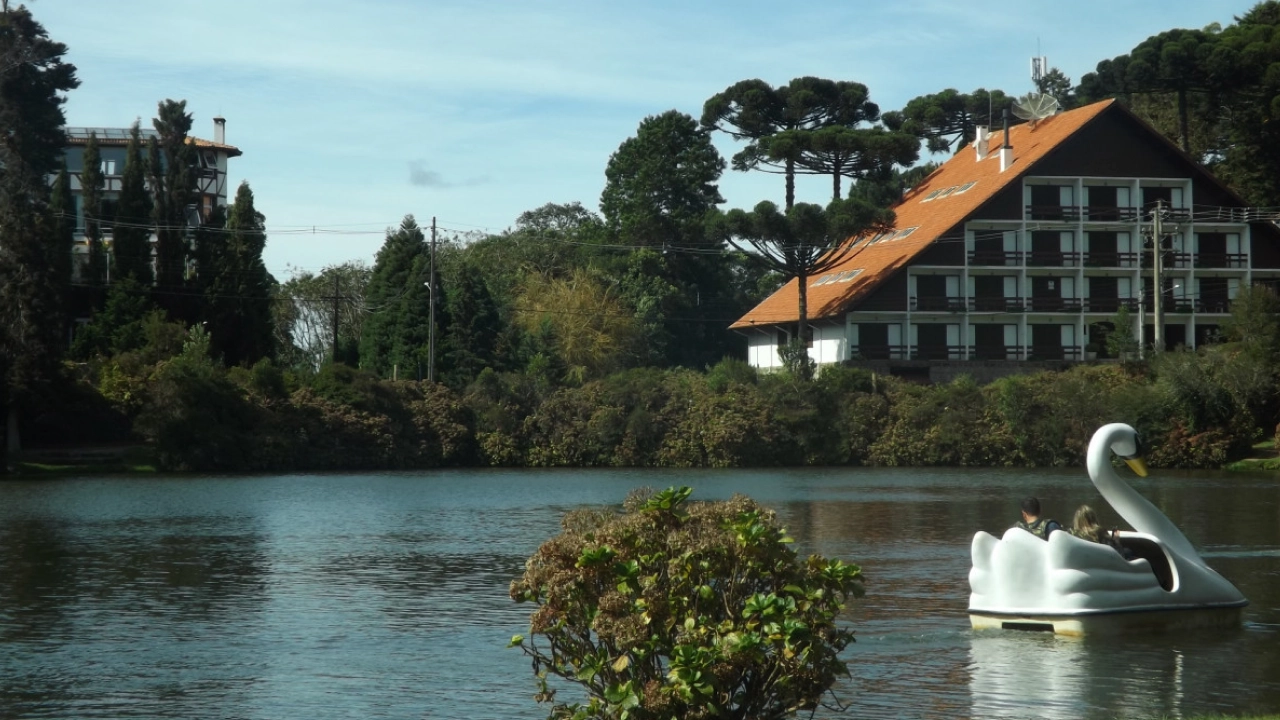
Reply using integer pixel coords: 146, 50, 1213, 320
1083, 251, 1139, 268
1084, 297, 1139, 313
1196, 298, 1232, 313
911, 344, 968, 361
1025, 297, 1084, 312
1026, 251, 1081, 268
968, 250, 1022, 266
851, 344, 908, 360
1027, 345, 1083, 361
1082, 206, 1140, 222
910, 296, 967, 312
970, 297, 1025, 312
1196, 253, 1248, 269
1026, 205, 1082, 221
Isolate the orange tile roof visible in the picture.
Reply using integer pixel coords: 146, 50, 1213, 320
730, 99, 1116, 330
65, 130, 242, 158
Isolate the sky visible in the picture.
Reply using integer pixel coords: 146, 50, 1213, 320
33, 0, 1259, 281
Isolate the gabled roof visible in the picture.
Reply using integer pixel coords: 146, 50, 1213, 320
730, 99, 1117, 330
65, 127, 243, 157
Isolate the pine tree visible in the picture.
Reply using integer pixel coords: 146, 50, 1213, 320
360, 215, 428, 375
201, 182, 275, 366
148, 99, 196, 305
0, 3, 79, 467
81, 131, 106, 286
113, 122, 153, 285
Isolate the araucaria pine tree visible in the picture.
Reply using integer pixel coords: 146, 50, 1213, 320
80, 131, 106, 286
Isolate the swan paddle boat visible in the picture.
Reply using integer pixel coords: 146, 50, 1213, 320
968, 422, 1247, 635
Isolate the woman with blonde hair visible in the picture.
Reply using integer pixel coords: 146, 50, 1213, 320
1071, 504, 1130, 557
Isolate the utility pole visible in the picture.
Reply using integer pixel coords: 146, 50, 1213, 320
1152, 200, 1164, 355
428, 216, 437, 383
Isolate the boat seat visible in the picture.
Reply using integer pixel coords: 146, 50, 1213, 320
1117, 535, 1175, 591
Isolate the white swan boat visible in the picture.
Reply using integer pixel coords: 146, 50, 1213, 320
968, 422, 1247, 635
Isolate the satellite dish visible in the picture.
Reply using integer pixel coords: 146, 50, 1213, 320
1012, 92, 1061, 125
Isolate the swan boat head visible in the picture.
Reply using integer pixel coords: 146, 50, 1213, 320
968, 423, 1246, 634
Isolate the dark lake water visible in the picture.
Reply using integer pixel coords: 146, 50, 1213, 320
1, 467, 1277, 720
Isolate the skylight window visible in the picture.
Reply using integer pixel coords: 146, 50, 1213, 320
954, 181, 977, 194
898, 226, 918, 239
836, 268, 864, 283
811, 273, 835, 286
922, 189, 945, 202
935, 186, 958, 199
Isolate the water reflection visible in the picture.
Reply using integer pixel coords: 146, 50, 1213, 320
0, 468, 1276, 720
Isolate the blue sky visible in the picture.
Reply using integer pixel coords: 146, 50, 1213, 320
35, 0, 1255, 280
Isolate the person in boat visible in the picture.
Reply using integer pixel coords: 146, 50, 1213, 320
1070, 504, 1133, 558
1015, 496, 1061, 539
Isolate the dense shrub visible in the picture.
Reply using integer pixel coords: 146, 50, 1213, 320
510, 487, 864, 720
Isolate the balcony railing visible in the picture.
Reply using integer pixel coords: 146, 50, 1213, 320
910, 296, 967, 312
1026, 205, 1083, 221
1196, 298, 1232, 313
1196, 253, 1248, 269
1026, 297, 1084, 312
851, 344, 908, 360
850, 345, 1088, 362
1082, 206, 1140, 222
1084, 297, 1139, 313
1083, 251, 1140, 267
1026, 251, 1081, 267
970, 297, 1025, 312
911, 344, 968, 360
969, 250, 1022, 266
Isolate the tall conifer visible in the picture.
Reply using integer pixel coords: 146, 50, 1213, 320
80, 131, 105, 286
113, 122, 153, 285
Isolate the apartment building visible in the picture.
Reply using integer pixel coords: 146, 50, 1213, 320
732, 99, 1280, 380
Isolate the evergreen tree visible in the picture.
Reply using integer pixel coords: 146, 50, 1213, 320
882, 88, 1016, 154
201, 182, 275, 366
709, 198, 894, 352
148, 99, 196, 304
0, 2, 79, 466
80, 131, 105, 286
440, 262, 500, 388
47, 157, 73, 287
360, 215, 428, 375
113, 121, 153, 285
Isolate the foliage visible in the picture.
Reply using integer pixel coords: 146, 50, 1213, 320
703, 77, 895, 210
514, 268, 645, 384
112, 122, 153, 285
601, 110, 724, 250
509, 486, 864, 720
80, 131, 106, 286
199, 181, 276, 366
71, 276, 158, 359
148, 99, 197, 300
1221, 282, 1280, 364
709, 198, 893, 346
276, 261, 371, 371
882, 88, 1016, 154
1106, 304, 1141, 359
0, 3, 79, 468
133, 325, 262, 471
360, 215, 437, 378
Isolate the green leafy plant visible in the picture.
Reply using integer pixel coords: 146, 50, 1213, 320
510, 486, 864, 720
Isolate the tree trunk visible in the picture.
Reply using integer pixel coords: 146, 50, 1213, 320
785, 158, 795, 211
797, 273, 809, 347
832, 167, 842, 203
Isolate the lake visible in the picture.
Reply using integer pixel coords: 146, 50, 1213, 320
1, 466, 1277, 719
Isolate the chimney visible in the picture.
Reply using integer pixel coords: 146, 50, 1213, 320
998, 109, 1014, 172
974, 126, 990, 161
213, 116, 226, 145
